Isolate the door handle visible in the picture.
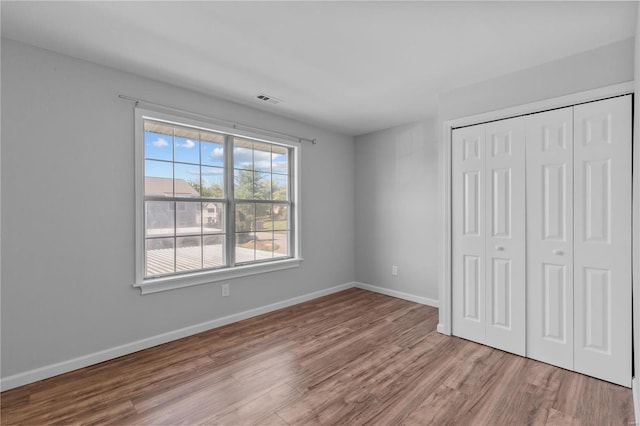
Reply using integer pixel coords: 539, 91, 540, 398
496, 246, 505, 251
553, 250, 564, 255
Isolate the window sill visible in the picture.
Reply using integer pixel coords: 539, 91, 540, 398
134, 258, 303, 295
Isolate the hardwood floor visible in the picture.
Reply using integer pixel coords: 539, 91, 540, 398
1, 288, 634, 425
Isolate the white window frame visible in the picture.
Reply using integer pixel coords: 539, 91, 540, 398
134, 107, 302, 294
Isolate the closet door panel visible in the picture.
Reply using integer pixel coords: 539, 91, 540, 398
484, 117, 526, 356
573, 95, 632, 387
525, 107, 574, 370
452, 124, 486, 343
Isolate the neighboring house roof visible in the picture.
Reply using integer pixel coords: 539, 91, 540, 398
145, 177, 199, 197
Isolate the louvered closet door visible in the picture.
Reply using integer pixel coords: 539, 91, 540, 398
526, 107, 574, 370
484, 117, 526, 356
452, 124, 486, 343
573, 96, 632, 387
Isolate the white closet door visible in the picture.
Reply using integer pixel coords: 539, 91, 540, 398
525, 107, 574, 370
484, 117, 526, 356
452, 124, 486, 343
573, 95, 632, 387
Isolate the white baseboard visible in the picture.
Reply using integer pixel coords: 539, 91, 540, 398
354, 282, 439, 308
633, 377, 640, 425
0, 282, 355, 392
436, 323, 450, 335
1, 281, 440, 391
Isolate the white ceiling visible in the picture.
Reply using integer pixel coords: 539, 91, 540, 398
1, 1, 637, 136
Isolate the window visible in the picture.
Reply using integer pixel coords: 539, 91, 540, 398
135, 108, 300, 293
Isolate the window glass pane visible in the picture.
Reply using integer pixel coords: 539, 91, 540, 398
201, 141, 224, 167
203, 202, 224, 234
254, 172, 271, 200
235, 203, 255, 232
176, 236, 202, 272
201, 166, 224, 198
141, 114, 295, 278
203, 235, 225, 268
146, 237, 174, 276
271, 174, 288, 201
235, 232, 255, 263
234, 170, 272, 200
255, 231, 275, 260
145, 201, 174, 237
255, 204, 273, 231
145, 160, 173, 197
254, 142, 271, 173
174, 126, 200, 164
144, 121, 173, 161
174, 163, 200, 197
273, 231, 289, 258
273, 205, 289, 230
233, 138, 253, 170
176, 202, 201, 236
234, 170, 254, 200
272, 146, 288, 174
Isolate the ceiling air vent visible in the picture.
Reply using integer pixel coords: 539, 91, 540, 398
257, 94, 282, 105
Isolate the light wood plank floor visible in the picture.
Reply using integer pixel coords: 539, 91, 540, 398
1, 288, 634, 425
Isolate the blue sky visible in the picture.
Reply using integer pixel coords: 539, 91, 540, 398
144, 130, 225, 166
232, 143, 287, 173
144, 130, 288, 195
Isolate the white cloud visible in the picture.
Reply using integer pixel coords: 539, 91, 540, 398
233, 148, 252, 168
177, 139, 195, 149
202, 168, 223, 175
205, 147, 225, 162
254, 151, 271, 161
152, 138, 169, 147
255, 160, 271, 170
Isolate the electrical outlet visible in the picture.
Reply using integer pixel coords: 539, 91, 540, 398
221, 283, 230, 297
392, 265, 398, 276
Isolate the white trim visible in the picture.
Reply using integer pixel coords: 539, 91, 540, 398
354, 282, 439, 308
0, 281, 354, 391
633, 377, 640, 425
134, 106, 302, 294
137, 258, 303, 295
0, 282, 444, 391
119, 94, 316, 145
439, 110, 453, 335
136, 106, 304, 148
439, 81, 635, 336
446, 81, 634, 129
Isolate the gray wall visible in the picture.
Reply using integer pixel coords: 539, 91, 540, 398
1, 28, 637, 385
437, 37, 635, 124
436, 37, 636, 328
352, 37, 636, 307
354, 120, 438, 300
0, 39, 355, 379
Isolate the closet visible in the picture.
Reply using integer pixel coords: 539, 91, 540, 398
451, 95, 632, 387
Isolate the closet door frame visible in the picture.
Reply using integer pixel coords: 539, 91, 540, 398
438, 82, 634, 346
